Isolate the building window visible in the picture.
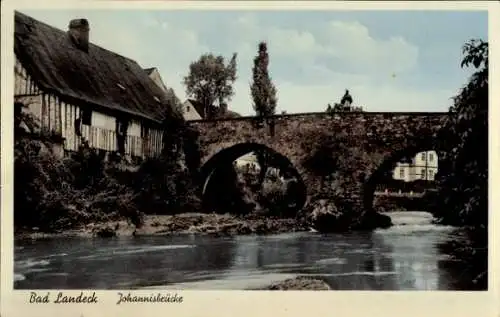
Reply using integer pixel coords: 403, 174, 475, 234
399, 168, 405, 179
421, 169, 426, 179
421, 152, 426, 162
81, 109, 92, 125
428, 170, 434, 179
186, 105, 190, 112
429, 153, 434, 162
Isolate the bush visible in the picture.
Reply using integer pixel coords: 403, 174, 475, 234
14, 139, 143, 232
127, 156, 201, 215
257, 178, 287, 216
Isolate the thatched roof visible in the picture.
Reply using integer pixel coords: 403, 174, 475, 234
14, 11, 182, 124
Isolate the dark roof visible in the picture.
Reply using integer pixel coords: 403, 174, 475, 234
14, 11, 181, 124
186, 99, 241, 119
186, 99, 207, 118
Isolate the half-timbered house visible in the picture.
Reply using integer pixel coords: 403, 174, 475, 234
14, 11, 181, 159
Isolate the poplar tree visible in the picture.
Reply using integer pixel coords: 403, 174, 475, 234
251, 42, 278, 117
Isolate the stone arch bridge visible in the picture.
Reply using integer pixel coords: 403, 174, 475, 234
187, 112, 449, 226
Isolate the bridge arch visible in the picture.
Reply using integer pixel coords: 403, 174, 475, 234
188, 112, 451, 230
199, 142, 307, 214
363, 137, 449, 214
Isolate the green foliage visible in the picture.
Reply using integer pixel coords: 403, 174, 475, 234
182, 126, 202, 174
257, 177, 298, 217
251, 42, 278, 117
428, 39, 488, 289
14, 141, 142, 232
326, 103, 363, 113
460, 39, 488, 70
13, 90, 201, 232
183, 53, 238, 119
129, 156, 201, 215
431, 39, 488, 228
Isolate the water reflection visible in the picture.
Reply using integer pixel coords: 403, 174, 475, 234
15, 212, 473, 290
15, 235, 238, 289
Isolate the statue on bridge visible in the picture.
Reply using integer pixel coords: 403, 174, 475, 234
340, 89, 353, 110
326, 89, 356, 113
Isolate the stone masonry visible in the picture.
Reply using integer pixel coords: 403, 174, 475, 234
188, 112, 449, 225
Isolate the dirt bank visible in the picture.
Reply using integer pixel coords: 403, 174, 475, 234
15, 213, 311, 240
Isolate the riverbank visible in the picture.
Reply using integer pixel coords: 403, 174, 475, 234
15, 213, 312, 240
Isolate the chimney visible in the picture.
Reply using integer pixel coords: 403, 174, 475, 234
68, 18, 90, 52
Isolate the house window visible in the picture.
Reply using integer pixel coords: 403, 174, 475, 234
81, 109, 92, 125
421, 152, 426, 162
399, 168, 405, 179
421, 169, 426, 179
428, 170, 434, 179
429, 153, 434, 162
186, 105, 190, 112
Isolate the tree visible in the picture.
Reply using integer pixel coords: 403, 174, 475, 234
433, 39, 488, 227
251, 42, 278, 117
429, 39, 488, 289
183, 53, 238, 119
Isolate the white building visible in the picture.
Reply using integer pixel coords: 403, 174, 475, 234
180, 99, 203, 121
393, 151, 438, 182
234, 152, 260, 171
144, 69, 203, 122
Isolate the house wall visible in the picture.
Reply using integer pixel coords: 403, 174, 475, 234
393, 163, 412, 182
147, 128, 164, 157
235, 152, 259, 169
148, 69, 168, 92
15, 57, 163, 158
14, 57, 43, 131
182, 101, 202, 121
392, 151, 438, 182
146, 70, 202, 121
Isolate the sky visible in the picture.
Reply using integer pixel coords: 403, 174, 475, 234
21, 9, 488, 116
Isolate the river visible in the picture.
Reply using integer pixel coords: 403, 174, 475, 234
14, 211, 472, 290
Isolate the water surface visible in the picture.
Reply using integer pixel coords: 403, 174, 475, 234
14, 211, 469, 290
